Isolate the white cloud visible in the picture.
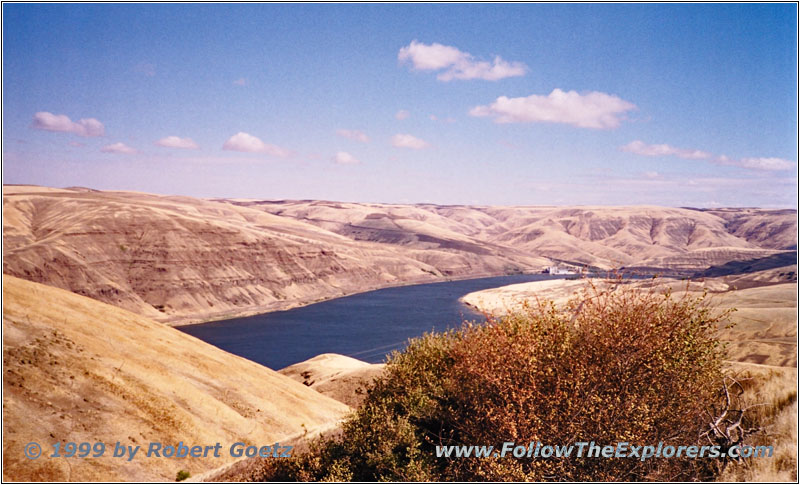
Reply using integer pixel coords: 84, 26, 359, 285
398, 40, 526, 82
233, 78, 247, 86
724, 156, 794, 171
623, 140, 795, 171
222, 132, 290, 157
621, 140, 711, 160
470, 89, 636, 129
439, 56, 527, 82
395, 109, 410, 120
398, 41, 465, 70
391, 133, 430, 150
156, 136, 199, 150
336, 129, 369, 143
32, 112, 105, 137
101, 142, 136, 154
333, 151, 360, 165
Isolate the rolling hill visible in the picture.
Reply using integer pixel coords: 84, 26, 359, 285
2, 276, 351, 481
461, 269, 797, 367
3, 185, 795, 325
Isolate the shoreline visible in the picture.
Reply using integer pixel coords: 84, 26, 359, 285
172, 269, 676, 328
172, 269, 547, 328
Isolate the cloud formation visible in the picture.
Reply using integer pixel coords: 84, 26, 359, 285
391, 133, 430, 150
222, 132, 290, 157
469, 89, 636, 129
336, 129, 369, 143
719, 156, 794, 171
621, 140, 711, 160
156, 136, 199, 150
101, 142, 136, 154
623, 140, 794, 171
395, 109, 410, 120
32, 112, 105, 137
333, 151, 360, 165
398, 40, 526, 81
233, 78, 248, 86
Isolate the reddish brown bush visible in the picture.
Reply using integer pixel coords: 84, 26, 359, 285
264, 279, 729, 481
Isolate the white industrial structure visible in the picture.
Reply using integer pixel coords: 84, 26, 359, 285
546, 266, 577, 275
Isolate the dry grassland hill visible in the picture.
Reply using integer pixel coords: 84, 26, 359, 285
3, 186, 547, 325
203, 200, 797, 273
278, 353, 385, 408
2, 276, 350, 482
462, 268, 797, 367
3, 185, 795, 325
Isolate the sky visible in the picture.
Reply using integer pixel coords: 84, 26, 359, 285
2, 3, 797, 207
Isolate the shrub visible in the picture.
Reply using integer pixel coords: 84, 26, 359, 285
175, 469, 190, 482
264, 279, 729, 481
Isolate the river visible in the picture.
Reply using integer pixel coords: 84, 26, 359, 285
179, 273, 569, 370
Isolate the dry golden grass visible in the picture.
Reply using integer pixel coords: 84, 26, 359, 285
4, 185, 793, 325
717, 363, 797, 482
2, 186, 548, 325
2, 276, 350, 481
464, 276, 796, 367
278, 354, 385, 408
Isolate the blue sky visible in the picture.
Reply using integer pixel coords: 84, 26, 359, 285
3, 3, 797, 207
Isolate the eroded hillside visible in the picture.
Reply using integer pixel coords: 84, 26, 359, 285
240, 201, 795, 270
3, 185, 795, 324
3, 186, 546, 324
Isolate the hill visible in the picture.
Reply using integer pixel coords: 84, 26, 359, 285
462, 270, 797, 367
278, 354, 385, 407
3, 186, 546, 325
3, 185, 795, 325
2, 276, 350, 481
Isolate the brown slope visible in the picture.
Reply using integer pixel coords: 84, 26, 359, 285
478, 206, 786, 269
462, 275, 797, 367
278, 354, 385, 408
227, 199, 529, 258
4, 186, 795, 326
701, 208, 797, 250
246, 201, 796, 271
2, 275, 350, 482
3, 187, 546, 325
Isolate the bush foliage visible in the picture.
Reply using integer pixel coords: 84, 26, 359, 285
265, 280, 729, 481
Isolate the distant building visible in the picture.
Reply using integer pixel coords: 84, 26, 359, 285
545, 265, 577, 275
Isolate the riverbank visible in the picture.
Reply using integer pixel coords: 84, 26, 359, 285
178, 273, 565, 370
6, 186, 794, 328
460, 270, 797, 367
174, 269, 539, 327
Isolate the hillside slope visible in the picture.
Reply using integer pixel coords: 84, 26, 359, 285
3, 186, 546, 325
4, 185, 795, 325
2, 276, 350, 482
234, 201, 795, 271
462, 271, 797, 367
279, 354, 385, 407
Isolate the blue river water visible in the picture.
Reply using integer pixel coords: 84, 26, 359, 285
179, 273, 568, 370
